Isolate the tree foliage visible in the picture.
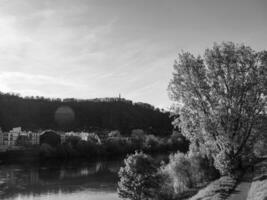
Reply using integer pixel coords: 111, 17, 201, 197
118, 152, 161, 200
168, 42, 267, 174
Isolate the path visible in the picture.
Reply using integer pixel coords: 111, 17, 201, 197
227, 156, 267, 200
227, 169, 253, 200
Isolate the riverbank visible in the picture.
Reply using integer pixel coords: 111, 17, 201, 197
0, 134, 189, 164
247, 158, 267, 200
188, 157, 267, 200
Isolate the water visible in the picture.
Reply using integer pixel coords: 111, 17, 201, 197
0, 154, 169, 200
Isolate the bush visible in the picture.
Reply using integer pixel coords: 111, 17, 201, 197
108, 130, 121, 138
167, 132, 189, 153
118, 151, 161, 200
65, 136, 81, 149
160, 152, 219, 196
87, 133, 101, 144
161, 153, 193, 194
40, 143, 56, 157
143, 134, 160, 151
105, 137, 130, 155
76, 140, 98, 157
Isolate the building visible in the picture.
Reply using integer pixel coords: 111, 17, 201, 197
65, 131, 90, 141
7, 127, 22, 146
80, 132, 89, 141
0, 128, 3, 145
28, 131, 40, 145
0, 127, 42, 148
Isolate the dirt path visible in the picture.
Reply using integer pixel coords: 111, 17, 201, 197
227, 170, 253, 200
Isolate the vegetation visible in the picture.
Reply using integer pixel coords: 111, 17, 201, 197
158, 151, 219, 199
247, 159, 267, 200
39, 132, 189, 158
118, 152, 161, 200
168, 42, 267, 174
189, 176, 237, 200
0, 92, 172, 136
116, 42, 266, 200
117, 151, 219, 200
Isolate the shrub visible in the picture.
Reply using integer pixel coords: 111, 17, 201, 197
76, 140, 98, 157
168, 132, 189, 153
143, 134, 160, 151
87, 133, 101, 144
131, 129, 145, 138
65, 135, 81, 149
40, 143, 56, 157
105, 137, 129, 155
118, 151, 161, 200
108, 130, 121, 137
161, 152, 218, 195
161, 153, 193, 193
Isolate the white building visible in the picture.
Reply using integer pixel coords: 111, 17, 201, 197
65, 131, 90, 141
7, 127, 23, 146
0, 128, 3, 145
28, 131, 40, 145
80, 132, 89, 141
0, 127, 41, 147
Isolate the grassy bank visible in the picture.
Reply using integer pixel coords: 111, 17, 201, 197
188, 176, 237, 200
247, 159, 267, 200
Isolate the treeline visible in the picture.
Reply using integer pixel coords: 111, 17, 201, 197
40, 133, 189, 159
0, 92, 172, 135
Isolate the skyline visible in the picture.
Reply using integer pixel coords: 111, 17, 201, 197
0, 0, 267, 109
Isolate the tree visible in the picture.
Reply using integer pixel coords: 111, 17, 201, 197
168, 42, 267, 174
118, 152, 161, 200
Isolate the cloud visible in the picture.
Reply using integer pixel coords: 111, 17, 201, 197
0, 0, 266, 108
0, 72, 88, 97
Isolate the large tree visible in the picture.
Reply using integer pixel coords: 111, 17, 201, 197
168, 42, 267, 174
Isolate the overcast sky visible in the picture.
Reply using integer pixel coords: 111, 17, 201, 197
0, 0, 266, 108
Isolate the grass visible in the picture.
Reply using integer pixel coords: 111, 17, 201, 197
247, 159, 267, 200
188, 176, 237, 200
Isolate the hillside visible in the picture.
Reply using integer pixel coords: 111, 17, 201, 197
0, 92, 172, 135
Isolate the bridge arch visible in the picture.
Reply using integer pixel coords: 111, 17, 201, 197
40, 130, 61, 147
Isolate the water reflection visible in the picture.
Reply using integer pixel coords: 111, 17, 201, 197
0, 154, 169, 200
0, 159, 122, 200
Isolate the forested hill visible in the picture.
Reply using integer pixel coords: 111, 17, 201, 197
0, 92, 172, 135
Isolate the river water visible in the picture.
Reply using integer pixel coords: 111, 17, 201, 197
0, 154, 169, 200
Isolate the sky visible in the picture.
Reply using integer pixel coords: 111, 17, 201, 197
0, 0, 266, 109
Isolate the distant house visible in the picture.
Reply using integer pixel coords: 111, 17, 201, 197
65, 131, 78, 137
0, 128, 3, 145
65, 131, 90, 141
8, 127, 22, 146
80, 132, 89, 141
108, 130, 121, 138
28, 131, 41, 145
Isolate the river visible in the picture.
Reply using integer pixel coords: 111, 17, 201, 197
0, 154, 169, 200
